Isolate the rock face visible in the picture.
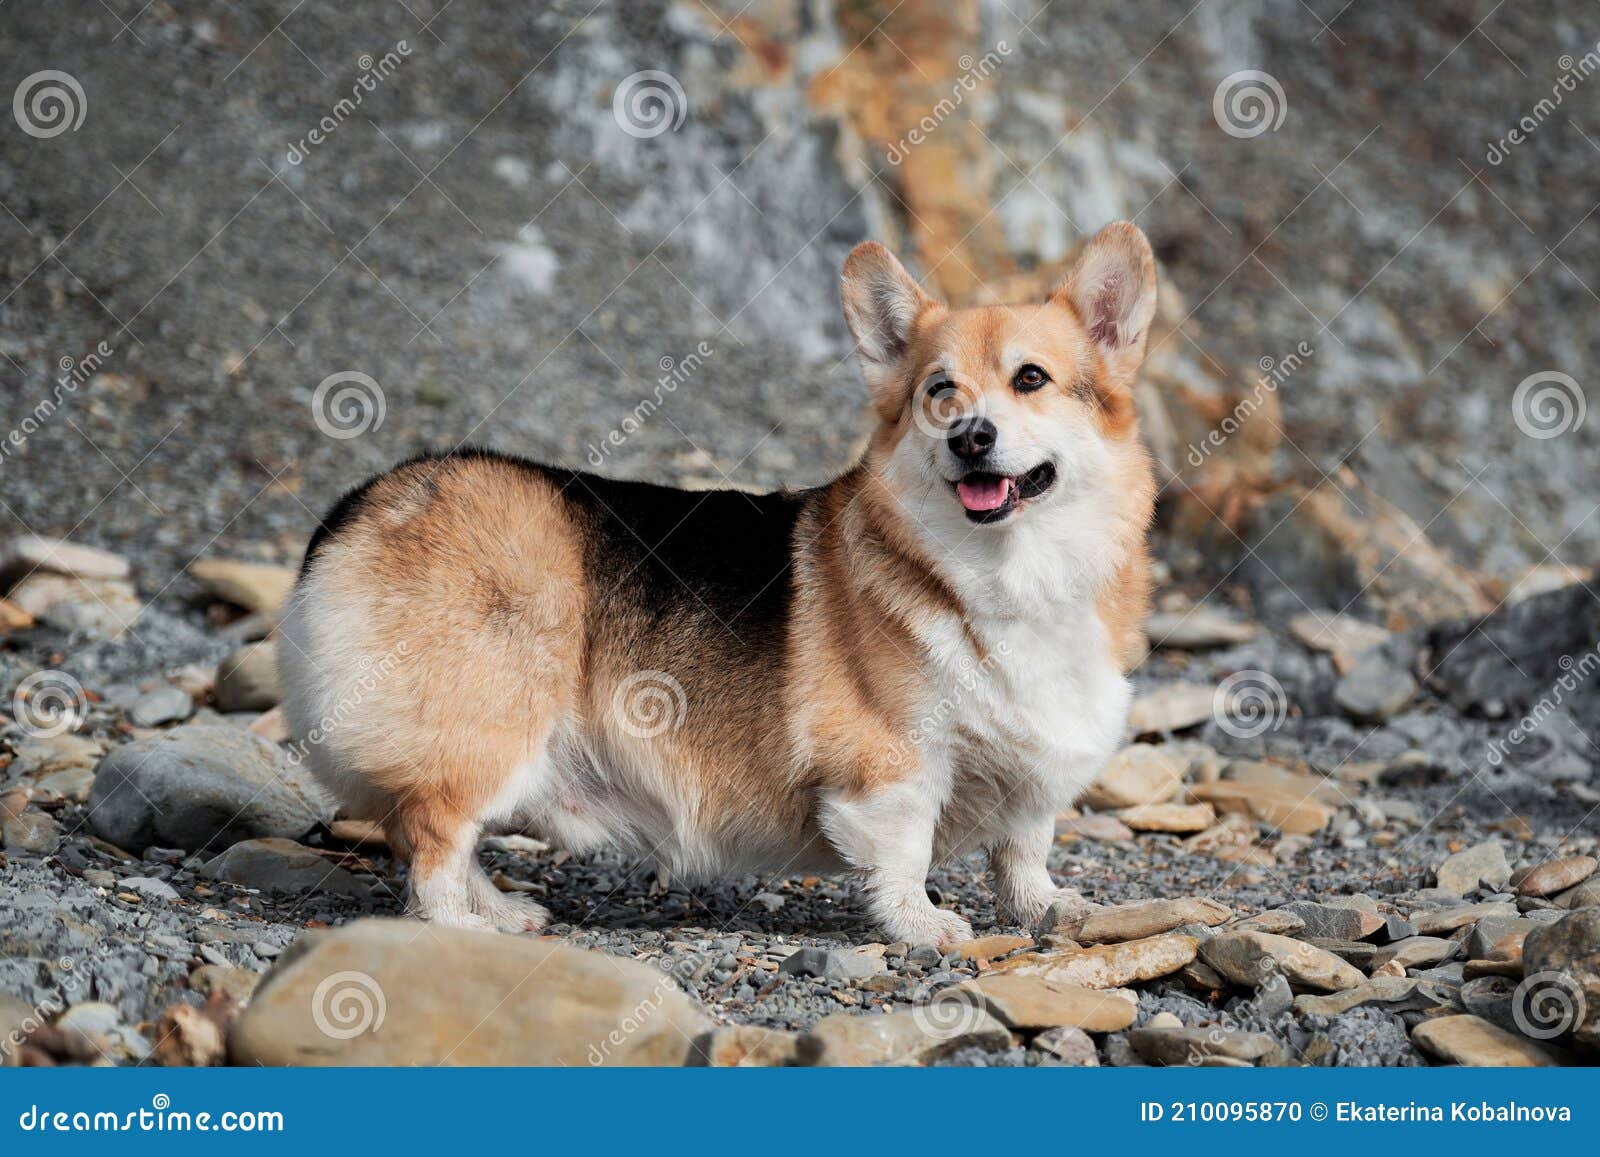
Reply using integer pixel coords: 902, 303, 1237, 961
796, 1007, 1010, 1066
89, 724, 330, 852
1410, 1015, 1562, 1067
203, 838, 370, 898
965, 976, 1137, 1032
1200, 931, 1365, 993
989, 934, 1198, 989
1435, 841, 1511, 896
230, 919, 711, 1065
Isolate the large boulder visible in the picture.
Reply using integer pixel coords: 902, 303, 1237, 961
1522, 909, 1600, 1050
229, 919, 711, 1066
88, 724, 330, 852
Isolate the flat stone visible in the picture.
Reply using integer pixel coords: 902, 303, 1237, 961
1523, 909, 1600, 1048
8, 732, 101, 779
1288, 610, 1391, 667
190, 964, 262, 1005
1435, 841, 1511, 896
89, 724, 331, 852
1279, 901, 1387, 941
118, 876, 179, 902
1307, 938, 1380, 967
1128, 1026, 1281, 1067
1333, 650, 1417, 721
0, 534, 129, 583
129, 684, 195, 728
1517, 855, 1597, 898
1126, 683, 1214, 735
965, 975, 1137, 1031
1293, 976, 1446, 1017
11, 574, 143, 639
1081, 744, 1187, 809
1413, 902, 1519, 937
1556, 879, 1600, 909
694, 1025, 799, 1066
189, 559, 297, 615
1466, 915, 1536, 959
0, 597, 33, 631
797, 1007, 1009, 1066
1373, 936, 1457, 970
33, 765, 95, 803
1031, 1025, 1098, 1065
1223, 760, 1346, 805
1231, 910, 1307, 937
214, 641, 281, 712
988, 934, 1198, 989
778, 947, 885, 981
1075, 898, 1231, 945
1200, 931, 1365, 992
2, 809, 62, 855
203, 838, 369, 898
1410, 1014, 1562, 1067
1188, 781, 1333, 834
1144, 608, 1259, 649
944, 935, 1032, 963
1116, 803, 1215, 833
230, 918, 711, 1065
1055, 813, 1135, 842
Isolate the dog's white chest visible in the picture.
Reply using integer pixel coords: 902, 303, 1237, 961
920, 608, 1130, 812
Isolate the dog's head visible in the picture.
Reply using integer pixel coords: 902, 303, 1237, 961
841, 222, 1156, 545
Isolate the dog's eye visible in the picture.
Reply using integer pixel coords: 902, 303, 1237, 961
925, 373, 957, 398
1013, 364, 1049, 392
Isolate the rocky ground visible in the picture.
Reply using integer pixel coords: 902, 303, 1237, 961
2, 533, 1596, 1067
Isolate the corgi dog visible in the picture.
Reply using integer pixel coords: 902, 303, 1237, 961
279, 221, 1156, 946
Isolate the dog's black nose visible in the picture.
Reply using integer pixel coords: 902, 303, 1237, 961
947, 416, 997, 461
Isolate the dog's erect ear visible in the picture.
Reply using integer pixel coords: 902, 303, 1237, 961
841, 242, 940, 397
1053, 221, 1158, 382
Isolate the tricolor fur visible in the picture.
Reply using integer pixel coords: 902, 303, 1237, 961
279, 221, 1158, 945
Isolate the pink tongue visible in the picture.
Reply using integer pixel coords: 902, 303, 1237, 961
956, 475, 1013, 512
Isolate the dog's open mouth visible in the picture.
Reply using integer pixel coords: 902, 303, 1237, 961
952, 461, 1057, 524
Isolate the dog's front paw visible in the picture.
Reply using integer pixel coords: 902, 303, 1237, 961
998, 886, 1097, 930
882, 904, 973, 949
